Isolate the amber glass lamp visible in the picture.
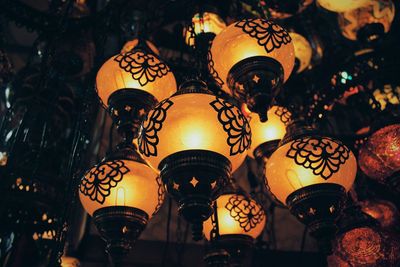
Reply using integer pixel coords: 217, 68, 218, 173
203, 188, 266, 266
209, 18, 295, 122
184, 12, 226, 47
138, 80, 251, 239
338, 0, 395, 42
96, 39, 177, 137
360, 199, 399, 229
61, 256, 80, 267
265, 121, 357, 253
317, 0, 370, 12
79, 144, 164, 265
247, 105, 292, 159
290, 32, 313, 74
358, 124, 400, 193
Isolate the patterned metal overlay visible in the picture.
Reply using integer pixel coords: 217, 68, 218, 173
225, 195, 265, 232
207, 49, 224, 87
210, 97, 251, 156
153, 175, 165, 215
114, 51, 170, 86
79, 160, 129, 204
138, 99, 174, 157
235, 19, 292, 53
274, 106, 291, 125
286, 137, 350, 180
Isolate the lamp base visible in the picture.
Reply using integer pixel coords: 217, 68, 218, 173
159, 150, 231, 240
108, 89, 157, 139
206, 235, 254, 267
286, 184, 347, 255
93, 206, 149, 266
227, 56, 283, 122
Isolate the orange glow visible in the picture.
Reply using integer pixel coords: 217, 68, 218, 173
210, 19, 295, 94
317, 0, 370, 12
121, 39, 160, 55
360, 199, 399, 228
96, 50, 177, 107
203, 194, 266, 240
79, 159, 162, 218
338, 0, 395, 41
248, 106, 291, 158
290, 32, 312, 73
265, 137, 357, 204
61, 256, 80, 267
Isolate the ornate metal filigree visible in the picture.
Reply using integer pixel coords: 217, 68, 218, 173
210, 97, 251, 156
207, 49, 224, 87
138, 99, 174, 157
225, 195, 265, 232
274, 106, 291, 125
79, 160, 129, 204
153, 175, 165, 215
235, 19, 292, 53
286, 137, 350, 180
114, 51, 170, 87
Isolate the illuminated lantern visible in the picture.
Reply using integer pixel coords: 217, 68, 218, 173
290, 32, 313, 73
138, 80, 251, 239
96, 40, 177, 136
267, 0, 314, 19
338, 0, 395, 42
265, 122, 357, 253
79, 144, 164, 264
360, 199, 399, 229
184, 12, 226, 47
203, 189, 266, 266
317, 0, 370, 12
247, 105, 292, 159
209, 18, 295, 122
121, 39, 160, 55
358, 124, 400, 193
61, 256, 80, 267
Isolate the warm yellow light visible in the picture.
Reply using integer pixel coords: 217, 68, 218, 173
121, 39, 160, 55
209, 19, 295, 94
317, 0, 371, 12
338, 0, 395, 41
96, 48, 177, 107
79, 159, 162, 218
185, 12, 226, 47
265, 136, 357, 204
290, 32, 313, 73
138, 92, 250, 172
248, 106, 291, 158
61, 256, 80, 267
203, 194, 266, 240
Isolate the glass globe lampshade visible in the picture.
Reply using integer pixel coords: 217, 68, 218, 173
290, 32, 313, 73
78, 145, 164, 263
360, 199, 399, 229
96, 40, 177, 137
209, 18, 295, 122
203, 192, 266, 266
265, 125, 357, 253
317, 0, 370, 12
138, 80, 251, 239
247, 105, 292, 159
184, 12, 226, 47
61, 256, 80, 267
121, 39, 160, 55
358, 124, 400, 191
338, 0, 395, 42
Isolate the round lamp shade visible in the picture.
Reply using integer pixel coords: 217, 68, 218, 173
265, 136, 357, 204
121, 39, 160, 55
79, 159, 163, 218
338, 0, 395, 41
290, 32, 313, 73
358, 124, 400, 182
185, 12, 226, 47
203, 193, 266, 240
248, 106, 291, 158
209, 18, 295, 93
317, 0, 370, 12
96, 48, 177, 107
138, 90, 251, 172
360, 199, 399, 229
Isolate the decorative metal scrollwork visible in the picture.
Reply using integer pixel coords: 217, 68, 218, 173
114, 51, 170, 86
138, 99, 174, 157
286, 137, 350, 180
153, 175, 165, 215
207, 49, 224, 87
210, 97, 251, 156
235, 19, 292, 53
79, 160, 129, 204
274, 106, 291, 125
225, 195, 265, 232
